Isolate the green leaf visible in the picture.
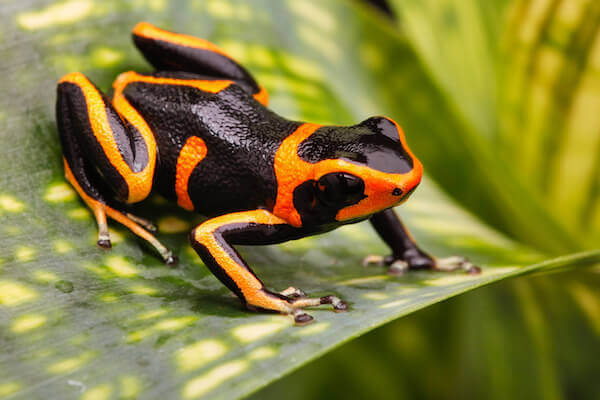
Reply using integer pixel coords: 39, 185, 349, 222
0, 0, 598, 399
255, 266, 600, 400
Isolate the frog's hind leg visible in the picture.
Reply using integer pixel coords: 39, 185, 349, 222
57, 72, 176, 265
103, 204, 177, 265
62, 160, 177, 265
131, 22, 268, 106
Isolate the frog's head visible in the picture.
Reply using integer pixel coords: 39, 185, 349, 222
273, 117, 423, 227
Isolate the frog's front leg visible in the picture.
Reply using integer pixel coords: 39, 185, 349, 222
190, 210, 348, 324
364, 209, 480, 275
56, 72, 176, 265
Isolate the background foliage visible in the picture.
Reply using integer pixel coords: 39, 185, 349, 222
0, 0, 598, 399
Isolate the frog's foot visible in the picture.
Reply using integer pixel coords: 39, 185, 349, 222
362, 253, 480, 275
434, 256, 481, 274
362, 255, 411, 276
256, 289, 347, 325
280, 286, 307, 299
63, 160, 176, 265
94, 207, 111, 249
78, 194, 177, 266
287, 294, 348, 325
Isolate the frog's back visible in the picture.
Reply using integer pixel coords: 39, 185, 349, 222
117, 71, 301, 216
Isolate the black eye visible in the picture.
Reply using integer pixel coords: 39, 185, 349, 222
316, 173, 365, 207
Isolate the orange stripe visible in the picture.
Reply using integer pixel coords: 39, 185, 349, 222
113, 71, 233, 96
193, 210, 292, 312
273, 124, 321, 227
59, 72, 156, 204
133, 23, 267, 103
133, 22, 230, 58
253, 86, 269, 106
112, 71, 232, 205
175, 136, 208, 211
272, 122, 423, 227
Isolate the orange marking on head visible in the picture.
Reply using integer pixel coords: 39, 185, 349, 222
272, 123, 423, 227
253, 86, 269, 106
193, 210, 292, 312
133, 22, 230, 58
333, 157, 422, 221
273, 124, 322, 227
59, 72, 156, 204
332, 117, 423, 222
175, 136, 208, 211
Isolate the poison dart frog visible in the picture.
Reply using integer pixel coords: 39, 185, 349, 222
56, 23, 479, 324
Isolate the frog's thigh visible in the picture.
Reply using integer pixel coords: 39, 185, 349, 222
131, 22, 268, 105
57, 72, 156, 204
189, 210, 296, 313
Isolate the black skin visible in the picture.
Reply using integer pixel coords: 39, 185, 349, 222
122, 76, 298, 215
55, 23, 472, 322
122, 77, 434, 267
370, 208, 435, 269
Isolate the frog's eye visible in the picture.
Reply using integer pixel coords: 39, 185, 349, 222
316, 173, 365, 207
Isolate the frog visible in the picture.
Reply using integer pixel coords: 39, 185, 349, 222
56, 22, 479, 324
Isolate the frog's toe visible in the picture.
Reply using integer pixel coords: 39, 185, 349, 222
282, 292, 348, 325
320, 295, 348, 312
97, 237, 112, 249
94, 208, 112, 249
280, 286, 307, 298
288, 294, 348, 312
362, 254, 387, 267
388, 260, 409, 276
362, 254, 411, 274
435, 256, 481, 274
165, 252, 179, 267
124, 212, 158, 232
292, 310, 314, 325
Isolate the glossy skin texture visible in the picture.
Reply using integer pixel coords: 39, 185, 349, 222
56, 23, 473, 324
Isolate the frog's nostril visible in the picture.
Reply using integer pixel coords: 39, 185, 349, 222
392, 188, 402, 196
